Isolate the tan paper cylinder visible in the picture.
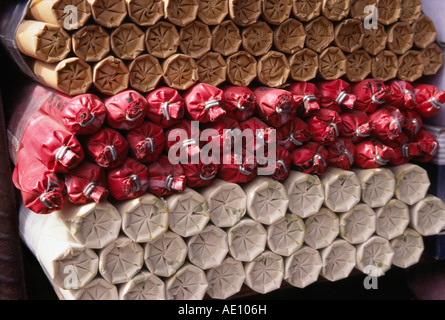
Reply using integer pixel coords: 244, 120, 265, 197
211, 20, 242, 56
334, 18, 364, 53
391, 164, 431, 206
143, 231, 188, 278
352, 168, 396, 209
390, 229, 424, 269
413, 15, 437, 49
266, 214, 306, 257
16, 20, 71, 63
345, 49, 372, 82
205, 257, 245, 300
273, 18, 306, 55
339, 203, 377, 245
55, 201, 122, 250
321, 0, 350, 21
262, 0, 292, 25
226, 51, 258, 87
229, 0, 262, 27
371, 50, 398, 81
118, 271, 166, 300
72, 25, 110, 62
197, 52, 228, 87
292, 0, 322, 22
179, 21, 212, 59
320, 239, 356, 282
410, 195, 445, 237
165, 263, 209, 300
289, 48, 319, 82
350, 0, 377, 20
59, 277, 118, 300
304, 207, 340, 250
93, 56, 129, 95
284, 246, 322, 288
356, 236, 394, 277
397, 50, 424, 83
88, 0, 128, 29
227, 218, 267, 262
244, 250, 284, 294
257, 51, 290, 88
377, 0, 401, 25
163, 0, 199, 27
126, 0, 164, 27
375, 199, 410, 241
162, 53, 199, 91
198, 0, 228, 25
28, 0, 91, 31
399, 0, 422, 25
99, 236, 144, 285
318, 47, 347, 82
145, 21, 180, 59
32, 57, 93, 96
362, 23, 387, 56
387, 21, 414, 55
128, 54, 163, 93
111, 23, 145, 61
421, 43, 444, 76
242, 21, 273, 56
305, 16, 335, 53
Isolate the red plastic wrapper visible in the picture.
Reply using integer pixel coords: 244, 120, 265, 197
202, 117, 241, 155
369, 106, 404, 145
389, 134, 414, 166
107, 158, 149, 201
340, 110, 373, 143
145, 87, 185, 129
387, 80, 417, 110
318, 79, 356, 112
414, 84, 445, 118
276, 117, 312, 152
146, 155, 186, 197
126, 121, 166, 164
218, 150, 258, 184
184, 83, 226, 123
253, 87, 297, 128
221, 85, 256, 122
401, 109, 423, 139
257, 146, 292, 181
352, 79, 391, 113
327, 137, 355, 171
291, 142, 329, 176
165, 120, 201, 163
104, 90, 148, 130
64, 162, 109, 205
411, 129, 440, 163
354, 139, 394, 169
84, 127, 130, 170
287, 82, 321, 117
239, 117, 277, 152
182, 152, 220, 188
13, 148, 67, 215
307, 108, 342, 146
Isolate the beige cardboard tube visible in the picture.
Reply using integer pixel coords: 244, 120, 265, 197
242, 21, 273, 57
257, 51, 290, 88
387, 21, 414, 55
111, 23, 145, 61
334, 18, 364, 53
345, 49, 372, 82
352, 168, 396, 209
128, 54, 163, 93
375, 199, 410, 241
292, 0, 322, 22
410, 195, 445, 237
179, 21, 212, 59
227, 218, 267, 262
198, 0, 228, 25
229, 0, 262, 27
421, 43, 444, 76
165, 263, 209, 300
362, 23, 387, 56
126, 0, 164, 27
284, 246, 322, 288
163, 0, 199, 27
320, 239, 357, 282
397, 50, 425, 82
399, 0, 422, 24
206, 257, 245, 300
211, 20, 242, 56
72, 25, 110, 62
304, 207, 340, 249
318, 46, 347, 80
413, 15, 437, 49
244, 250, 284, 294
339, 203, 377, 245
304, 16, 334, 53
197, 52, 228, 87
273, 18, 306, 55
390, 229, 424, 269
356, 236, 394, 277
289, 48, 319, 82
390, 164, 431, 206
145, 21, 180, 59
162, 54, 199, 91
93, 56, 129, 95
118, 271, 166, 300
376, 0, 401, 25
266, 214, 306, 257
321, 0, 350, 21
226, 51, 258, 87
88, 0, 128, 28
371, 50, 398, 82
350, 0, 377, 20
262, 0, 292, 25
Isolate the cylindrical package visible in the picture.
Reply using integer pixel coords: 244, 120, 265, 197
291, 142, 329, 176
179, 21, 212, 59
99, 236, 144, 285
266, 214, 306, 257
284, 246, 322, 289
184, 83, 226, 124
413, 84, 445, 118
227, 218, 267, 262
400, 0, 422, 24
226, 51, 258, 87
349, 0, 377, 20
390, 229, 424, 269
242, 21, 273, 57
118, 271, 166, 300
334, 18, 364, 53
205, 257, 245, 300
318, 79, 356, 113
54, 201, 121, 250
104, 90, 148, 131
318, 47, 347, 81
276, 117, 311, 152
390, 164, 431, 206
238, 117, 276, 152
211, 20, 242, 56
253, 87, 296, 128
128, 54, 163, 93
410, 195, 445, 237
257, 51, 290, 88
126, 121, 166, 164
362, 23, 387, 56
369, 106, 404, 146
218, 150, 258, 184
89, 0, 128, 29
410, 129, 440, 164
371, 50, 399, 82
355, 236, 394, 277
321, 0, 350, 21
321, 167, 361, 213
262, 0, 292, 25
354, 139, 394, 169
162, 54, 199, 91
107, 158, 149, 201
257, 146, 293, 182
244, 250, 284, 295
293, 0, 321, 21
387, 80, 417, 111
287, 82, 321, 117
401, 110, 423, 140
273, 18, 305, 54
397, 51, 424, 83
143, 231, 188, 278
352, 79, 390, 114
345, 49, 372, 83
126, 0, 164, 27
220, 85, 256, 122
352, 168, 396, 209
228, 0, 262, 26
339, 110, 372, 143
320, 239, 357, 282
19, 205, 99, 290
304, 207, 340, 250
146, 156, 186, 197
198, 0, 228, 25
181, 151, 220, 189
375, 199, 410, 241
146, 87, 185, 129
421, 43, 444, 76
376, 0, 401, 25
163, 0, 199, 27
289, 48, 319, 82
145, 21, 180, 59
72, 25, 110, 63
187, 225, 229, 270
339, 203, 377, 245
327, 137, 355, 171
114, 193, 169, 243
307, 108, 342, 146
93, 56, 129, 96
165, 263, 208, 300
413, 14, 437, 49
58, 277, 118, 300
387, 21, 413, 55
110, 23, 145, 61
197, 52, 227, 87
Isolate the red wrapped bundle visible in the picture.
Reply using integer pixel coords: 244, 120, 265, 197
287, 82, 320, 117
253, 87, 296, 128
126, 121, 166, 164
257, 146, 292, 181
182, 152, 220, 188
291, 142, 329, 176
146, 155, 186, 197
145, 87, 185, 129
389, 134, 414, 166
107, 158, 149, 201
387, 80, 417, 110
411, 129, 439, 163
401, 109, 423, 139
327, 138, 355, 171
165, 120, 201, 162
352, 79, 390, 113
85, 127, 130, 170
184, 83, 226, 123
13, 148, 67, 215
276, 117, 312, 152
64, 162, 109, 204
218, 151, 258, 184
354, 140, 394, 169
202, 117, 241, 154
318, 79, 356, 112
307, 108, 342, 146
340, 110, 373, 143
104, 90, 148, 130
239, 117, 276, 152
414, 84, 445, 118
221, 85, 256, 122
369, 106, 404, 145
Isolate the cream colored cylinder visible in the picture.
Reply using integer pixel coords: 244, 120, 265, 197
390, 164, 431, 206
320, 239, 357, 282
244, 250, 284, 295
227, 218, 267, 262
352, 168, 396, 209
339, 203, 376, 245
118, 271, 166, 300
410, 195, 445, 237
356, 236, 394, 277
390, 229, 424, 269
165, 263, 209, 300
375, 199, 410, 240
58, 277, 118, 300
266, 214, 306, 257
206, 257, 245, 300
284, 246, 322, 289
304, 207, 340, 250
